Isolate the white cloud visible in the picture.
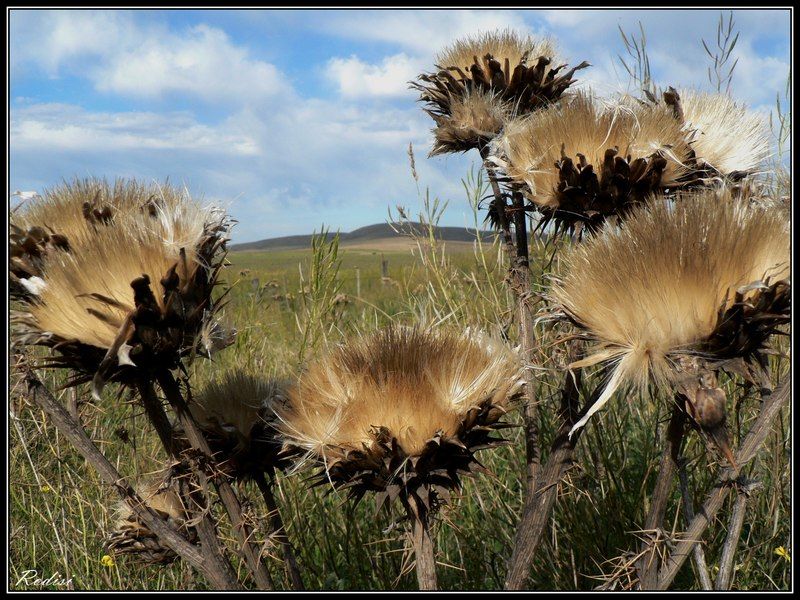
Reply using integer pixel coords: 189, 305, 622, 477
11, 103, 260, 155
542, 10, 593, 28
11, 10, 133, 73
12, 11, 288, 104
319, 10, 528, 55
94, 24, 289, 101
10, 97, 470, 242
730, 41, 789, 110
327, 53, 422, 98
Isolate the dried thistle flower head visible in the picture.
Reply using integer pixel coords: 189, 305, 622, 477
678, 89, 770, 179
10, 178, 206, 268
413, 29, 589, 156
494, 92, 692, 236
276, 326, 523, 514
550, 190, 790, 435
106, 469, 193, 565
427, 89, 511, 156
625, 88, 771, 183
10, 179, 231, 396
436, 29, 556, 75
188, 371, 290, 479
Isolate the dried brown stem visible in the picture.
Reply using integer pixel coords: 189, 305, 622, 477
677, 459, 713, 590
177, 471, 243, 590
480, 146, 549, 590
136, 380, 181, 457
19, 359, 242, 590
505, 347, 585, 590
657, 376, 790, 590
136, 378, 240, 584
715, 479, 761, 590
67, 387, 80, 422
637, 402, 686, 589
510, 190, 541, 488
408, 499, 437, 591
479, 147, 515, 258
155, 370, 275, 590
254, 472, 305, 590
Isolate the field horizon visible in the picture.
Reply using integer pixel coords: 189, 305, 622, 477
229, 221, 496, 252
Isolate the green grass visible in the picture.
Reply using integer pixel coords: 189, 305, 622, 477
9, 234, 791, 591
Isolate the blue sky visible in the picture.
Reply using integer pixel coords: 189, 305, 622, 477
9, 9, 791, 243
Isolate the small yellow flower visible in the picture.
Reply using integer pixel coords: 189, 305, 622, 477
100, 554, 115, 568
41, 485, 52, 493
774, 546, 790, 562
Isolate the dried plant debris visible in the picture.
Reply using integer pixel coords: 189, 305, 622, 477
106, 468, 195, 565
549, 189, 789, 437
413, 30, 589, 155
277, 326, 523, 518
10, 178, 233, 398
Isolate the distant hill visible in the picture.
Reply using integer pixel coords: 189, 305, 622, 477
230, 222, 496, 252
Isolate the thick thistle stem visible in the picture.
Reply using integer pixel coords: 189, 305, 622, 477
407, 497, 437, 591
715, 479, 761, 590
505, 344, 584, 589
137, 380, 182, 457
677, 459, 713, 590
136, 378, 240, 587
510, 190, 541, 488
479, 146, 549, 589
637, 402, 686, 589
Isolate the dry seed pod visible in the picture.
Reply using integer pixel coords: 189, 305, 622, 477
424, 89, 511, 156
494, 92, 692, 236
9, 179, 232, 397
673, 356, 737, 467
106, 469, 195, 565
186, 371, 291, 480
277, 325, 523, 518
413, 30, 589, 156
549, 189, 789, 438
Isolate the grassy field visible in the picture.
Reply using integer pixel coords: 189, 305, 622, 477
9, 229, 791, 591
